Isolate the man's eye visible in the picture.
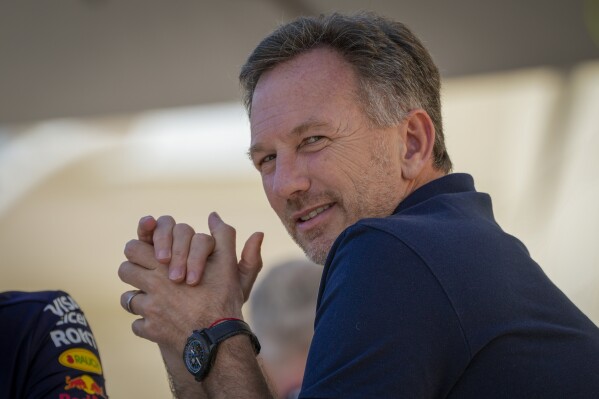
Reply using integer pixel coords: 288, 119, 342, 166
302, 136, 323, 146
261, 154, 276, 164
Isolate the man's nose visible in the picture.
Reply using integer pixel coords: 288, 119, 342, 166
272, 155, 310, 199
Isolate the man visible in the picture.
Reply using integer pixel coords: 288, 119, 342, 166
118, 12, 599, 398
0, 291, 108, 398
250, 260, 321, 399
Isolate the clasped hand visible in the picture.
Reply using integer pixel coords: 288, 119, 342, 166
118, 212, 264, 350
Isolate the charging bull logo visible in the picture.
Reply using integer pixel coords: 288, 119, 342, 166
64, 374, 106, 398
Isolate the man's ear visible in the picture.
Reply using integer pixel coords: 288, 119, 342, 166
400, 109, 436, 180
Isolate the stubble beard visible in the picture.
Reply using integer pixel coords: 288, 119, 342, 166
282, 174, 399, 265
280, 134, 402, 265
282, 190, 342, 265
293, 225, 334, 265
290, 195, 395, 264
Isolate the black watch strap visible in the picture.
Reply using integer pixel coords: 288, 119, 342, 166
204, 319, 261, 355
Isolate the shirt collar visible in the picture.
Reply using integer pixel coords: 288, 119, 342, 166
394, 173, 475, 214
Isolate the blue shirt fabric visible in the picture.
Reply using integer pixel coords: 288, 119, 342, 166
0, 290, 108, 399
300, 173, 599, 398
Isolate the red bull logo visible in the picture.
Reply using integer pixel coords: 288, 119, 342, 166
64, 374, 106, 398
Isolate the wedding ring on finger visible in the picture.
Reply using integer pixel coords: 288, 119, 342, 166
124, 290, 143, 315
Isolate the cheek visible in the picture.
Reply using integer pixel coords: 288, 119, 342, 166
262, 177, 284, 213
327, 140, 372, 169
325, 146, 370, 183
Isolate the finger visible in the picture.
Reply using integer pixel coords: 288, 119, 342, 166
131, 314, 173, 345
168, 223, 195, 282
239, 232, 264, 302
119, 258, 169, 297
154, 215, 176, 264
186, 233, 216, 285
131, 318, 170, 344
131, 318, 147, 339
118, 260, 146, 288
120, 290, 145, 315
123, 239, 162, 270
131, 301, 186, 346
120, 290, 132, 312
137, 215, 157, 244
207, 212, 237, 263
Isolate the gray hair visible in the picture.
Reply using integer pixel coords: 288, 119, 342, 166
239, 12, 452, 173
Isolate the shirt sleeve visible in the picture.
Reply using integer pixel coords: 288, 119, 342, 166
24, 291, 108, 399
299, 225, 470, 399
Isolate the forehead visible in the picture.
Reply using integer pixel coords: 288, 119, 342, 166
249, 47, 360, 144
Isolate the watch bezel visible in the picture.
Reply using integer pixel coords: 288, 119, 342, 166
183, 332, 213, 381
183, 320, 261, 383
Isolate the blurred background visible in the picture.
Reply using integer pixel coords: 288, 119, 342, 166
1, 0, 598, 397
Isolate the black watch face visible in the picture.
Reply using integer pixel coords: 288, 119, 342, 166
184, 337, 209, 375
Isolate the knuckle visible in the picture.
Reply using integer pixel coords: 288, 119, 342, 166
174, 223, 194, 236
131, 320, 144, 338
194, 233, 214, 245
156, 215, 175, 226
145, 300, 160, 319
144, 279, 157, 293
119, 292, 127, 308
123, 239, 138, 258
221, 224, 236, 236
186, 254, 203, 270
144, 275, 161, 293
117, 262, 128, 280
171, 247, 188, 260
138, 215, 154, 224
140, 304, 161, 331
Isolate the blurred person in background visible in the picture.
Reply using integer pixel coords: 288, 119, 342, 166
250, 260, 321, 399
118, 11, 599, 399
0, 290, 108, 398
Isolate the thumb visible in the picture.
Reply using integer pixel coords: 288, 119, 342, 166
239, 232, 264, 302
207, 212, 236, 259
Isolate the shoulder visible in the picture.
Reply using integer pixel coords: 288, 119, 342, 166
318, 220, 468, 345
0, 291, 107, 398
0, 291, 86, 343
322, 221, 424, 289
0, 290, 69, 305
322, 214, 441, 284
304, 222, 470, 397
0, 290, 74, 320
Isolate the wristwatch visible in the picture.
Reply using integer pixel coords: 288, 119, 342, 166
183, 319, 261, 382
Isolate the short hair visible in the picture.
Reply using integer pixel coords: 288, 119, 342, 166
239, 12, 452, 173
249, 259, 321, 357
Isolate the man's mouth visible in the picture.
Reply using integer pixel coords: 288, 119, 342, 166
299, 204, 331, 222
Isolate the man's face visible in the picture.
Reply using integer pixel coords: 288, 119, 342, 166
249, 47, 409, 264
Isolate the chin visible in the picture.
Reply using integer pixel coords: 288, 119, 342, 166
288, 223, 341, 265
299, 237, 335, 266
304, 250, 328, 266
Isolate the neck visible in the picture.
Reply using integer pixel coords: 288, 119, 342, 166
398, 167, 446, 207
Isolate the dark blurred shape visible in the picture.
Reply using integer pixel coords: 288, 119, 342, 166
0, 0, 597, 124
585, 0, 599, 48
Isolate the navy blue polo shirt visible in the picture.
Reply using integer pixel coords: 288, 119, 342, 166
300, 173, 599, 398
0, 291, 108, 398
